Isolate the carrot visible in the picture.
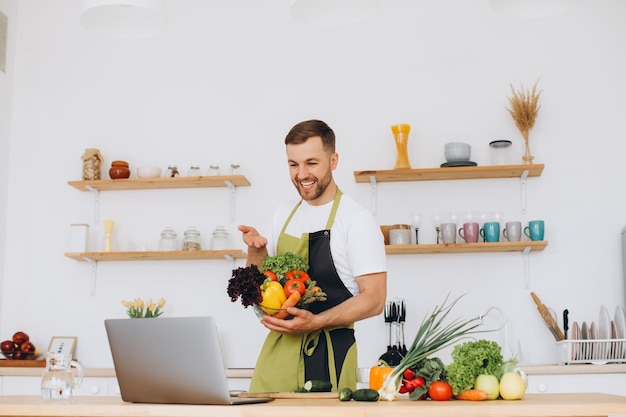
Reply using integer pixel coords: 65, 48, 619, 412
274, 291, 301, 319
455, 389, 488, 401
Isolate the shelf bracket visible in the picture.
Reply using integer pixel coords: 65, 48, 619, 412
520, 170, 529, 215
225, 181, 236, 223
369, 176, 378, 216
522, 246, 531, 289
223, 254, 235, 269
84, 258, 98, 296
85, 185, 100, 223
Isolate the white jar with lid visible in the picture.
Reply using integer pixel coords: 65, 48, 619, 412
158, 227, 178, 251
182, 226, 202, 251
489, 140, 513, 165
210, 226, 229, 250
187, 165, 201, 176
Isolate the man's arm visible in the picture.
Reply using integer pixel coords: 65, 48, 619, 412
261, 271, 387, 333
238, 225, 269, 267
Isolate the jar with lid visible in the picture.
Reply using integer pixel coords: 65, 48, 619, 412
81, 148, 103, 180
229, 163, 241, 175
165, 165, 179, 178
489, 140, 513, 165
187, 165, 201, 176
109, 161, 131, 179
182, 226, 202, 251
207, 164, 220, 176
210, 226, 229, 250
158, 227, 178, 251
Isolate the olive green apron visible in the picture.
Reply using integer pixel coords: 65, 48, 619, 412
249, 189, 357, 393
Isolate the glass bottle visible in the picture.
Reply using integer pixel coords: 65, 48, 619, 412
210, 225, 229, 250
187, 165, 201, 176
391, 124, 411, 169
165, 165, 179, 178
182, 226, 202, 251
207, 164, 220, 176
158, 227, 178, 251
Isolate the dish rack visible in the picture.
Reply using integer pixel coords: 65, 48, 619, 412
557, 339, 626, 365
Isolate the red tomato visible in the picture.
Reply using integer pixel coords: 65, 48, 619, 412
285, 269, 309, 282
428, 381, 453, 401
284, 279, 306, 297
403, 368, 416, 380
263, 270, 278, 281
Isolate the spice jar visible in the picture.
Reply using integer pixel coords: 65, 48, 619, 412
109, 161, 130, 179
187, 165, 201, 176
182, 226, 202, 251
229, 163, 241, 175
158, 227, 178, 251
81, 148, 103, 180
165, 165, 179, 178
210, 226, 229, 250
207, 164, 220, 176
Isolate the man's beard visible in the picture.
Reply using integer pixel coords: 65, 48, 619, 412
293, 173, 331, 201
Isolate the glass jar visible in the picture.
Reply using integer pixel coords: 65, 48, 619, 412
109, 160, 130, 179
229, 163, 241, 175
207, 164, 220, 176
210, 226, 229, 250
165, 165, 179, 178
182, 226, 202, 251
187, 165, 201, 176
81, 148, 103, 180
489, 140, 513, 165
158, 227, 178, 251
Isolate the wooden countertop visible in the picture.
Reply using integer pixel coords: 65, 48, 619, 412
0, 393, 625, 417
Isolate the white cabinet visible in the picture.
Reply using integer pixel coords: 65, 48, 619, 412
0, 375, 120, 397
527, 373, 626, 396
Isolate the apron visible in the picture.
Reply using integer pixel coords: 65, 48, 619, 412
249, 189, 358, 393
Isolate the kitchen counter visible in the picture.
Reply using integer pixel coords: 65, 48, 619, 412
0, 393, 626, 417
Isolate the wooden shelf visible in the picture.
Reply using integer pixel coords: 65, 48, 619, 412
385, 240, 547, 254
354, 164, 544, 183
67, 175, 251, 191
64, 250, 247, 262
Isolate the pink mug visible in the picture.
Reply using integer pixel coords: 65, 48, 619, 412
459, 222, 479, 243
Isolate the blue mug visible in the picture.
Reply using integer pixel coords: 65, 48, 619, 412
524, 220, 545, 241
480, 222, 500, 242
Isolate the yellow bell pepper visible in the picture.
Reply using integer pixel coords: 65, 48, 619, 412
369, 361, 393, 391
260, 280, 287, 314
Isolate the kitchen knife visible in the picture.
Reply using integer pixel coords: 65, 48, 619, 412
563, 309, 569, 340
530, 292, 564, 341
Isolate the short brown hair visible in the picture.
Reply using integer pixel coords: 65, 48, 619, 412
284, 120, 335, 153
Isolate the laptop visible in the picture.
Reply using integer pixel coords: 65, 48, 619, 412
104, 316, 273, 405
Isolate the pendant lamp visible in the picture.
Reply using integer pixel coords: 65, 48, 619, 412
488, 0, 580, 18
290, 0, 379, 26
80, 0, 166, 39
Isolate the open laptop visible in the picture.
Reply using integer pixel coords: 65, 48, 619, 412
104, 316, 273, 405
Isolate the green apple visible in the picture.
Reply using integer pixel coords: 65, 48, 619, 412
499, 372, 526, 400
474, 374, 500, 400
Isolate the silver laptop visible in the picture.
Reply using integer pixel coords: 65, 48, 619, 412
104, 316, 272, 405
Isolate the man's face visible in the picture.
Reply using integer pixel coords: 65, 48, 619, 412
286, 136, 338, 205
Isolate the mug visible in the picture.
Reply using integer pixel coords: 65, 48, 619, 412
524, 220, 545, 241
480, 222, 500, 242
458, 222, 479, 243
389, 228, 411, 245
503, 221, 522, 242
440, 223, 457, 244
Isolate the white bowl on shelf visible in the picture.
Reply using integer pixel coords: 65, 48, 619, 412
444, 142, 471, 162
137, 166, 162, 178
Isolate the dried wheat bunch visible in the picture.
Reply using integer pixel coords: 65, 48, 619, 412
506, 80, 542, 142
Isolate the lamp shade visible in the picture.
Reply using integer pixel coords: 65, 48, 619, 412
80, 0, 166, 39
489, 0, 580, 18
290, 0, 379, 26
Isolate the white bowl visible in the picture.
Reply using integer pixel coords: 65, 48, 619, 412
444, 142, 471, 162
137, 166, 162, 178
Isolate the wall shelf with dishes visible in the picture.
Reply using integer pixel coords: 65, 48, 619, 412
385, 240, 547, 255
66, 175, 251, 295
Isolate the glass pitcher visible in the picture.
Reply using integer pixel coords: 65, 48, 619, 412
41, 351, 83, 400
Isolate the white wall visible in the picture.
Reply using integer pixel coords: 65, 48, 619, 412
1, 0, 626, 371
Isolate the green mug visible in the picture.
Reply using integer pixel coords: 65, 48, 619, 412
524, 220, 545, 241
480, 222, 500, 242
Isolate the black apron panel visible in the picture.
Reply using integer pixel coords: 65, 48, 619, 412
304, 328, 355, 383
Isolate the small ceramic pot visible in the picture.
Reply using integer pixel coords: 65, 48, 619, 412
109, 160, 131, 179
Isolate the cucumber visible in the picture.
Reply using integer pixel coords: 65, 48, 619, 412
303, 380, 333, 392
351, 388, 380, 402
338, 387, 353, 401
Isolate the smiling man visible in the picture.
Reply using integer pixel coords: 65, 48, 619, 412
238, 119, 388, 393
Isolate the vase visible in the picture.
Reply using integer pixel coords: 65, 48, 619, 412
522, 137, 534, 165
391, 124, 411, 169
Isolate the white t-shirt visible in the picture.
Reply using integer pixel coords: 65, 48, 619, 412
266, 193, 387, 296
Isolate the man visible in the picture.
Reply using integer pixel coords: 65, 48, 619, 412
238, 119, 387, 393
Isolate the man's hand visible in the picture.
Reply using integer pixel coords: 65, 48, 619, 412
259, 307, 318, 334
238, 225, 268, 249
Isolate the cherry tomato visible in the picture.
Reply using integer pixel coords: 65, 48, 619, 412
428, 381, 453, 401
285, 269, 309, 282
284, 279, 306, 297
263, 270, 278, 281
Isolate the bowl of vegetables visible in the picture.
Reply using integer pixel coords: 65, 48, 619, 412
227, 252, 327, 320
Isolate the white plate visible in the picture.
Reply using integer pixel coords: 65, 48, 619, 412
599, 305, 611, 339
571, 321, 580, 361
615, 306, 626, 339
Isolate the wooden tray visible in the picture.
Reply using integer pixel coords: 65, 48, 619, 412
234, 392, 338, 399
0, 359, 46, 367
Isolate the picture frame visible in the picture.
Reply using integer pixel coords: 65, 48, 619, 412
47, 336, 77, 357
